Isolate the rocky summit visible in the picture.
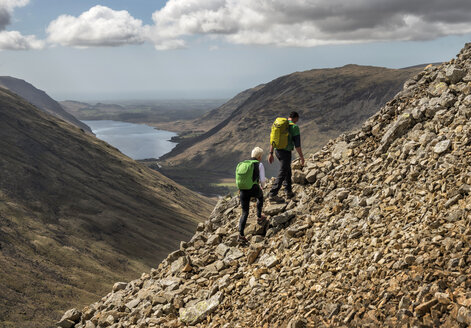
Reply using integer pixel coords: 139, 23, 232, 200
61, 43, 471, 327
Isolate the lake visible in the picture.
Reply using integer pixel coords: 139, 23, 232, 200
83, 120, 177, 160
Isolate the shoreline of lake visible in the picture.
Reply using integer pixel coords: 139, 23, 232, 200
83, 120, 177, 160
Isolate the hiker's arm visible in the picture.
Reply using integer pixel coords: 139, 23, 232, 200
268, 144, 275, 164
293, 134, 304, 166
295, 146, 305, 166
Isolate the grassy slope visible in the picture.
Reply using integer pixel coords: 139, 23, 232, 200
0, 88, 214, 327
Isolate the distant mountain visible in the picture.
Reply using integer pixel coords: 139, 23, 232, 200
0, 76, 92, 133
160, 64, 424, 180
153, 85, 266, 134
60, 99, 226, 126
0, 88, 214, 327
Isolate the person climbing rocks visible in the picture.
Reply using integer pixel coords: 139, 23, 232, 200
268, 111, 304, 202
235, 146, 267, 244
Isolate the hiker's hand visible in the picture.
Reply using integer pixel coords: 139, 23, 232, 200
300, 156, 305, 167
268, 153, 274, 164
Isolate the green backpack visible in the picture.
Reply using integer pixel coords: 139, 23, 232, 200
235, 160, 259, 190
270, 117, 290, 149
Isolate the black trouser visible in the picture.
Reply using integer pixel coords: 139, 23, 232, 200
239, 184, 264, 236
269, 149, 292, 196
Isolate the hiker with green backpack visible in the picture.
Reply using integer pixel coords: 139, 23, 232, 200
235, 147, 267, 244
268, 111, 304, 202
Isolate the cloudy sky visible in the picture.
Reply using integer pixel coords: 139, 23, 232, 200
1, 0, 471, 100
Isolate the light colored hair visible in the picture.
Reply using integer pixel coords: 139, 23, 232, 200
251, 146, 264, 159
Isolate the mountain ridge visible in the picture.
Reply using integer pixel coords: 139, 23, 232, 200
160, 64, 424, 182
0, 76, 92, 133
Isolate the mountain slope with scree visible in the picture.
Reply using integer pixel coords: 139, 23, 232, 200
62, 44, 471, 327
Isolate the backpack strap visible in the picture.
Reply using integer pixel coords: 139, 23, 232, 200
250, 159, 260, 184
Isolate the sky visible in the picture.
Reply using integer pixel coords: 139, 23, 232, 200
1, 0, 471, 101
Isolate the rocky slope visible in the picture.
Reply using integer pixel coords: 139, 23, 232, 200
0, 88, 214, 327
62, 43, 471, 328
0, 76, 92, 133
160, 65, 423, 180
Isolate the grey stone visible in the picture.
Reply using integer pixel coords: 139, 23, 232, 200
179, 292, 224, 325
337, 189, 349, 202
59, 308, 81, 323
439, 93, 457, 108
160, 277, 182, 289
152, 296, 167, 305
84, 322, 96, 328
162, 303, 175, 315
170, 255, 189, 274
446, 65, 466, 84
433, 139, 451, 154
435, 292, 451, 305
206, 234, 221, 246
258, 254, 278, 268
428, 81, 448, 97
306, 169, 317, 183
225, 248, 244, 261
332, 141, 348, 161
126, 298, 141, 309
404, 255, 415, 265
166, 250, 185, 263
399, 296, 411, 309
247, 244, 263, 264
457, 306, 471, 324
215, 243, 230, 258
264, 203, 287, 216
292, 170, 306, 184
112, 282, 127, 292
377, 113, 414, 153
287, 317, 307, 328
271, 210, 295, 226
56, 319, 75, 328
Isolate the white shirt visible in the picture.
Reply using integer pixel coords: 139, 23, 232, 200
259, 162, 266, 188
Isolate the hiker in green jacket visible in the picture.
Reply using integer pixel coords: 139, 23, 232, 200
237, 147, 267, 244
268, 111, 304, 201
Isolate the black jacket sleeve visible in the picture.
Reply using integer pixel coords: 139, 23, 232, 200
293, 134, 301, 148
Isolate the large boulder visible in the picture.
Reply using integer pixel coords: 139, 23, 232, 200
179, 292, 224, 325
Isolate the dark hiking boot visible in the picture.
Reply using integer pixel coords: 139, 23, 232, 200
286, 191, 295, 199
269, 194, 285, 203
257, 215, 267, 225
238, 235, 249, 245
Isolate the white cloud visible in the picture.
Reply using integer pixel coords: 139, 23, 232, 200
148, 0, 471, 48
0, 0, 29, 30
0, 0, 45, 50
0, 30, 44, 50
44, 1, 471, 50
46, 5, 146, 47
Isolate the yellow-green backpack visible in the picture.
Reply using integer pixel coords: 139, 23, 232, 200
235, 159, 259, 190
270, 117, 289, 149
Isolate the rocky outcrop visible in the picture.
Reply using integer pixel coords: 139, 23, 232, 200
62, 43, 471, 327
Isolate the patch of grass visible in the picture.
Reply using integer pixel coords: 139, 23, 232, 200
211, 179, 238, 196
